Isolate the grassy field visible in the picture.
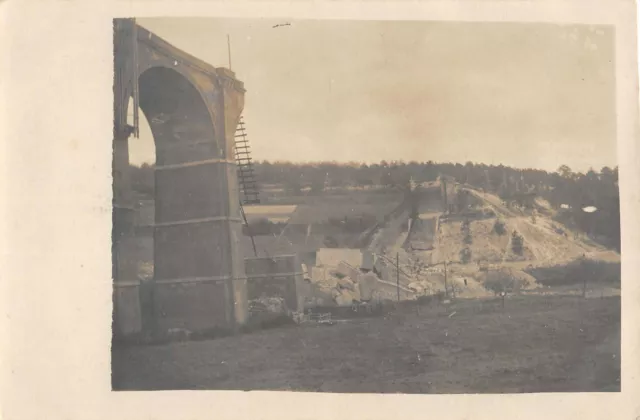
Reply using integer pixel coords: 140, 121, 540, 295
286, 191, 403, 225
112, 294, 620, 393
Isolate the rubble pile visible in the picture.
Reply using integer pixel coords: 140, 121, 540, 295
249, 296, 287, 313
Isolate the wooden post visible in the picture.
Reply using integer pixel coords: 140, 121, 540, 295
442, 178, 448, 212
581, 255, 587, 298
396, 252, 400, 302
443, 260, 448, 297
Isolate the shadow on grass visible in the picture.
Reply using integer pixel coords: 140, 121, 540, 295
525, 260, 620, 287
112, 312, 298, 348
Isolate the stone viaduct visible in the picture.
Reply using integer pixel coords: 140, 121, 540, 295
112, 19, 248, 334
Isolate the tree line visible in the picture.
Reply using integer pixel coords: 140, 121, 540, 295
128, 160, 620, 250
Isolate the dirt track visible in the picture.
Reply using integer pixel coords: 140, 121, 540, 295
112, 295, 620, 393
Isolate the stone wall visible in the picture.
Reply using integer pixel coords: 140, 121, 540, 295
113, 282, 142, 337
245, 255, 304, 312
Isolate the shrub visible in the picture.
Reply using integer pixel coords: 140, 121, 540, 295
493, 218, 506, 235
460, 247, 472, 264
482, 269, 528, 296
511, 230, 524, 255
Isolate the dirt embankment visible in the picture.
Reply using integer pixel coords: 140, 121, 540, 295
435, 187, 619, 268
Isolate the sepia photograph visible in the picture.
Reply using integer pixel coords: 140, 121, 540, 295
110, 17, 623, 393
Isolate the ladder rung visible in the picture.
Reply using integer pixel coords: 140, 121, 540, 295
235, 117, 260, 202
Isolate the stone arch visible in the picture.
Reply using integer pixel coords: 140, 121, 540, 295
112, 20, 248, 336
137, 66, 222, 166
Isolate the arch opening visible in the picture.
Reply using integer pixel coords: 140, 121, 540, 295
138, 66, 221, 167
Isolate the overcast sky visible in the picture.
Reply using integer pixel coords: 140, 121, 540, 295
130, 18, 616, 172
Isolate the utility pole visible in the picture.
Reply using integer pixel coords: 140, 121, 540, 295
582, 254, 587, 298
396, 252, 400, 302
443, 260, 448, 297
227, 34, 232, 70
442, 177, 448, 213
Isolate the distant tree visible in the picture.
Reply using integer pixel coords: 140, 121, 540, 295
511, 230, 524, 255
409, 257, 427, 280
310, 177, 325, 194
483, 269, 529, 296
557, 165, 573, 179
460, 247, 472, 264
249, 159, 620, 251
600, 166, 614, 184
284, 179, 303, 196
380, 172, 395, 188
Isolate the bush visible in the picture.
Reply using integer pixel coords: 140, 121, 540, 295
511, 230, 524, 255
482, 270, 527, 296
493, 218, 506, 235
417, 291, 446, 305
461, 219, 472, 244
460, 247, 472, 264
